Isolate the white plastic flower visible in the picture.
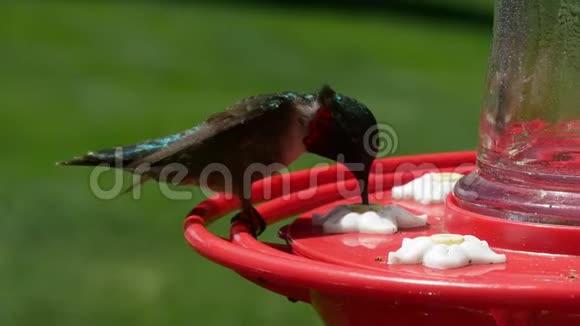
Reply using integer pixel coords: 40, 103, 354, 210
391, 172, 464, 204
387, 234, 507, 269
312, 204, 427, 235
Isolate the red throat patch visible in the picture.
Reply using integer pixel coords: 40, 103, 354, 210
304, 107, 333, 147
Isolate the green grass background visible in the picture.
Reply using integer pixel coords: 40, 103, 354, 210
1, 1, 491, 325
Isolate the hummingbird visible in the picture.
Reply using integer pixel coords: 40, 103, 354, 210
58, 85, 379, 236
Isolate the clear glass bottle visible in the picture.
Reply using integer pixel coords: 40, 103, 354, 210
454, 0, 580, 225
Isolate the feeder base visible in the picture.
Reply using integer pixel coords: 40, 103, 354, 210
311, 292, 580, 326
184, 151, 580, 326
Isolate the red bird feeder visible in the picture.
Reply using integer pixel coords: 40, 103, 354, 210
185, 1, 580, 325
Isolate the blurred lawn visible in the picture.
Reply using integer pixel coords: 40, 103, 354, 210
0, 1, 490, 325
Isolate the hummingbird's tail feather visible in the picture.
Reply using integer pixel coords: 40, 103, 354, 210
56, 146, 136, 167
57, 129, 196, 169
57, 153, 114, 167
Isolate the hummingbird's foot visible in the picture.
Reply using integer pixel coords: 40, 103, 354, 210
231, 206, 266, 237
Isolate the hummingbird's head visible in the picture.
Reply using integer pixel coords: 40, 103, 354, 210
304, 85, 379, 205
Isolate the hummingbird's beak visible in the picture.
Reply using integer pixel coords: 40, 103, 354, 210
355, 167, 371, 205
359, 175, 370, 205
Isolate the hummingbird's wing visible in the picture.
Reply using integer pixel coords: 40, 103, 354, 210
58, 92, 308, 170
127, 93, 300, 168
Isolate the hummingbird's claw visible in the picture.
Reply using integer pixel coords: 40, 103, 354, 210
231, 206, 266, 238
